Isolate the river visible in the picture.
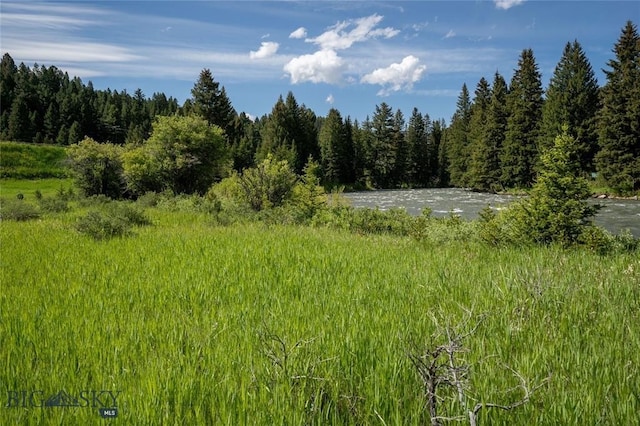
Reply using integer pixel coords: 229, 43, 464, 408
342, 188, 640, 237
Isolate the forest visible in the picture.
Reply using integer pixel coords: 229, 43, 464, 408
1, 20, 638, 194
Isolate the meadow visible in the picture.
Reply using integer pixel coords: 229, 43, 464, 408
1, 192, 639, 424
0, 142, 69, 179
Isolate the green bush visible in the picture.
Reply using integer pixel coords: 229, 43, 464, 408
123, 115, 228, 196
75, 202, 151, 240
0, 198, 40, 221
37, 197, 70, 214
75, 211, 131, 240
237, 155, 298, 211
67, 137, 125, 198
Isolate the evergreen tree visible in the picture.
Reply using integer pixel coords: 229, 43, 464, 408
406, 108, 429, 186
467, 77, 493, 190
541, 40, 600, 173
482, 72, 509, 191
369, 102, 396, 187
286, 93, 318, 173
0, 53, 17, 137
596, 21, 640, 193
447, 84, 472, 187
68, 120, 83, 145
7, 95, 31, 141
505, 128, 599, 245
391, 108, 407, 186
434, 119, 448, 186
257, 95, 297, 166
191, 68, 236, 136
318, 108, 346, 185
501, 49, 544, 188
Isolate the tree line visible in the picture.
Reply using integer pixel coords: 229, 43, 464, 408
1, 21, 638, 194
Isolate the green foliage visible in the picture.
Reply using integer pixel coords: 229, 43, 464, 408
501, 49, 544, 188
75, 202, 150, 240
596, 21, 640, 194
467, 77, 494, 191
447, 84, 472, 187
237, 155, 298, 211
0, 141, 69, 178
499, 130, 599, 246
291, 158, 327, 222
121, 145, 163, 196
36, 195, 70, 213
540, 40, 600, 173
123, 115, 228, 196
0, 198, 40, 221
67, 137, 125, 198
191, 68, 236, 136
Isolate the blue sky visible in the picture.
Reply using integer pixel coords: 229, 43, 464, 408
1, 1, 638, 123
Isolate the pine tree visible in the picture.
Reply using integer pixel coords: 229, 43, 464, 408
191, 69, 236, 135
370, 102, 396, 187
406, 108, 429, 186
257, 95, 297, 166
7, 95, 31, 141
467, 77, 493, 190
507, 128, 598, 245
501, 49, 544, 188
483, 72, 509, 191
435, 119, 448, 186
319, 108, 346, 185
0, 53, 17, 137
447, 84, 472, 187
540, 40, 600, 173
596, 21, 640, 193
391, 108, 407, 186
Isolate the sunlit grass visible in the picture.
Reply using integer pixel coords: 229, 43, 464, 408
0, 178, 75, 199
1, 209, 638, 424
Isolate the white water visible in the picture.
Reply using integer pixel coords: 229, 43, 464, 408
343, 188, 640, 237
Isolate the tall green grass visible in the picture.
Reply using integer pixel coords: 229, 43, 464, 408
0, 178, 75, 199
1, 211, 638, 424
0, 141, 69, 179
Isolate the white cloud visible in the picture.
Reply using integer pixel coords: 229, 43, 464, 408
361, 55, 426, 95
494, 0, 525, 10
250, 41, 279, 59
326, 94, 334, 104
283, 49, 344, 84
4, 38, 141, 63
289, 27, 307, 39
444, 29, 456, 39
306, 14, 399, 50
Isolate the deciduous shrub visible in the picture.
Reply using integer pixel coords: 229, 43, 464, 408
67, 137, 125, 198
0, 198, 40, 221
237, 155, 298, 211
75, 202, 150, 240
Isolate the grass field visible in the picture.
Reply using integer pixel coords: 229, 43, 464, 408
0, 178, 76, 199
0, 142, 69, 179
1, 198, 639, 424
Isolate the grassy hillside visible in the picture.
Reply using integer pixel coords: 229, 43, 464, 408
0, 141, 69, 179
1, 207, 638, 424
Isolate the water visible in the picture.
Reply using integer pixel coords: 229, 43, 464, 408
342, 188, 640, 237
